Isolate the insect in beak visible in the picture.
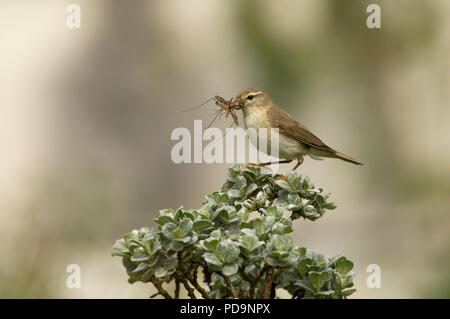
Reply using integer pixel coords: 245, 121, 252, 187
182, 94, 241, 128
213, 95, 240, 126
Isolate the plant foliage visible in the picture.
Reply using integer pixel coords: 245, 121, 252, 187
113, 165, 355, 299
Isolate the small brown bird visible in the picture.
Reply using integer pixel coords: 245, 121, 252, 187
232, 88, 363, 170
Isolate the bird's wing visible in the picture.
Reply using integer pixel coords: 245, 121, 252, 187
268, 105, 336, 152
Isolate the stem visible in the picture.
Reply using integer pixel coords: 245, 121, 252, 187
261, 267, 274, 299
175, 279, 180, 299
177, 251, 210, 299
220, 273, 238, 299
187, 270, 210, 299
239, 268, 253, 298
150, 278, 173, 299
181, 279, 197, 299
250, 264, 269, 298
225, 276, 238, 299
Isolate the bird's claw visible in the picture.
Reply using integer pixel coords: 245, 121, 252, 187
274, 177, 288, 186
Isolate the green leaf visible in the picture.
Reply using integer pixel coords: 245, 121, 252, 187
173, 208, 183, 222
178, 218, 193, 237
272, 222, 292, 235
265, 205, 283, 218
297, 258, 312, 277
270, 234, 293, 252
286, 171, 302, 190
124, 230, 139, 243
203, 252, 223, 268
252, 218, 266, 236
244, 265, 258, 278
309, 271, 329, 292
159, 208, 175, 219
141, 268, 154, 282
215, 240, 240, 264
341, 289, 357, 297
154, 267, 168, 278
272, 250, 289, 260
161, 223, 177, 240
313, 253, 327, 267
113, 239, 129, 253
336, 258, 354, 275
227, 189, 242, 199
193, 219, 213, 231
287, 193, 301, 205
146, 237, 161, 255
240, 233, 264, 253
131, 254, 150, 262
244, 183, 258, 197
298, 247, 307, 257
210, 229, 221, 239
275, 180, 292, 192
154, 215, 173, 226
132, 261, 151, 273
171, 241, 184, 251
322, 202, 337, 210
183, 210, 196, 221
222, 263, 238, 276
201, 237, 219, 251
294, 279, 316, 295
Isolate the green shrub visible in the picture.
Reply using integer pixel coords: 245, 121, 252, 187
112, 165, 356, 299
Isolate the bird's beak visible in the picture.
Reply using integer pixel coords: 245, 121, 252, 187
232, 97, 244, 109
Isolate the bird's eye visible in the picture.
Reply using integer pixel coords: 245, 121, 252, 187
247, 95, 254, 100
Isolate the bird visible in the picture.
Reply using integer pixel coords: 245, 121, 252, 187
232, 88, 363, 170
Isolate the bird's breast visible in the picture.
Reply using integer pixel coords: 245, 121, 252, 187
243, 107, 270, 129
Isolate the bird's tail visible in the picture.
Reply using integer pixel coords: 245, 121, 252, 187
334, 152, 363, 166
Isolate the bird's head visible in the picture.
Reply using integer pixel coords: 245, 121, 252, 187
233, 88, 271, 111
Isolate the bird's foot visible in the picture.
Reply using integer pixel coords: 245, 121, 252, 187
274, 177, 288, 186
292, 157, 304, 170
245, 163, 266, 168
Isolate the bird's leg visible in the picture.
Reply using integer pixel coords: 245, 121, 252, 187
246, 160, 292, 168
292, 156, 304, 170
260, 159, 292, 167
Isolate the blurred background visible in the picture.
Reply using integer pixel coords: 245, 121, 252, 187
1, 0, 449, 298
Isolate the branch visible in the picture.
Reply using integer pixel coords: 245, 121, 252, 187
177, 251, 210, 299
187, 266, 210, 299
220, 273, 238, 299
261, 267, 274, 299
180, 278, 197, 299
150, 278, 173, 299
239, 268, 253, 298
251, 264, 269, 298
175, 279, 180, 299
